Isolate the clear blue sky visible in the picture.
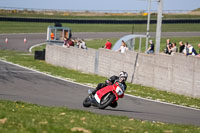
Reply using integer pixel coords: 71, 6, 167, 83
0, 0, 199, 11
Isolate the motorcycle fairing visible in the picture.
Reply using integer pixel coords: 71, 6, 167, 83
95, 85, 118, 103
94, 93, 101, 103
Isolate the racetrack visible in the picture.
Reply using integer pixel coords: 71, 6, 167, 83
0, 60, 200, 126
0, 32, 200, 126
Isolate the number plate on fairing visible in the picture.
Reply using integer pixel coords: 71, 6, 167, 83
116, 86, 123, 96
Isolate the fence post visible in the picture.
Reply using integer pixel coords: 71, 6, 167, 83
131, 52, 139, 83
94, 50, 99, 74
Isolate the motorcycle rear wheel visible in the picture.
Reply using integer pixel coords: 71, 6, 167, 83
99, 93, 116, 109
83, 96, 91, 107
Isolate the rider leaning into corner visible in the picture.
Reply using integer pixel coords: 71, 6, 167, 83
91, 71, 128, 108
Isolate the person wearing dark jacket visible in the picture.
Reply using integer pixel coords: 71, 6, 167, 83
91, 71, 128, 108
146, 40, 154, 54
179, 41, 185, 53
164, 39, 172, 54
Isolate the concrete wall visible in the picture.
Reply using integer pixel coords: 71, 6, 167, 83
46, 45, 200, 98
97, 49, 137, 82
46, 45, 96, 74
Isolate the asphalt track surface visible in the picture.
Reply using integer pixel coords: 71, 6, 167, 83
0, 60, 200, 126
0, 32, 200, 126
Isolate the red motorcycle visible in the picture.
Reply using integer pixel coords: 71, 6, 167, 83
83, 81, 125, 109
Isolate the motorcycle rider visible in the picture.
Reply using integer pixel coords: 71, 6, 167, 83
91, 71, 128, 108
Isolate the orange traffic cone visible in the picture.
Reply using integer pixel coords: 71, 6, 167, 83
24, 38, 27, 44
5, 38, 8, 43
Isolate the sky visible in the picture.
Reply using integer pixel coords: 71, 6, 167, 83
0, 0, 200, 12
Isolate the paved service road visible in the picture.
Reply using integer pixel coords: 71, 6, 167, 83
0, 60, 200, 126
1, 32, 200, 52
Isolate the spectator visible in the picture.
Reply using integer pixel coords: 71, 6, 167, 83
117, 40, 128, 53
50, 32, 54, 40
77, 40, 82, 48
168, 42, 177, 55
68, 39, 74, 47
79, 39, 87, 50
187, 44, 197, 56
146, 40, 154, 54
183, 42, 189, 55
63, 38, 74, 48
164, 39, 172, 54
197, 43, 200, 57
198, 43, 200, 54
63, 38, 68, 48
74, 39, 80, 48
179, 41, 185, 53
104, 39, 112, 50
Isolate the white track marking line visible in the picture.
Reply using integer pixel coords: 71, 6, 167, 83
0, 59, 200, 111
125, 94, 200, 111
29, 42, 46, 53
28, 42, 46, 53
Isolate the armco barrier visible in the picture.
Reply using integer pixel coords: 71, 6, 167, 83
46, 45, 200, 98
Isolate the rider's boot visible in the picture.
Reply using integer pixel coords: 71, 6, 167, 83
109, 101, 118, 108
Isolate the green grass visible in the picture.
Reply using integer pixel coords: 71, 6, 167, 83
0, 100, 200, 133
1, 10, 200, 20
86, 38, 119, 49
0, 38, 200, 109
1, 12, 200, 132
0, 39, 200, 132
1, 21, 200, 33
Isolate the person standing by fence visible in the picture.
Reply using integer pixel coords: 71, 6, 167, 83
164, 39, 172, 54
117, 40, 128, 53
146, 40, 154, 54
104, 39, 112, 50
50, 32, 54, 40
179, 41, 185, 53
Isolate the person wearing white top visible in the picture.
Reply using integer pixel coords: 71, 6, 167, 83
117, 40, 128, 53
79, 39, 87, 50
187, 44, 197, 56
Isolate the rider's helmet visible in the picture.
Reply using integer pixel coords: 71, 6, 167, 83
119, 71, 128, 83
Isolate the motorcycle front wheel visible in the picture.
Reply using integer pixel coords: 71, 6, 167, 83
98, 93, 116, 109
83, 96, 91, 107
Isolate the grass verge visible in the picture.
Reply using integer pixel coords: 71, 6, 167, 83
0, 42, 200, 109
0, 100, 200, 133
1, 21, 200, 33
1, 11, 200, 19
0, 40, 200, 132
